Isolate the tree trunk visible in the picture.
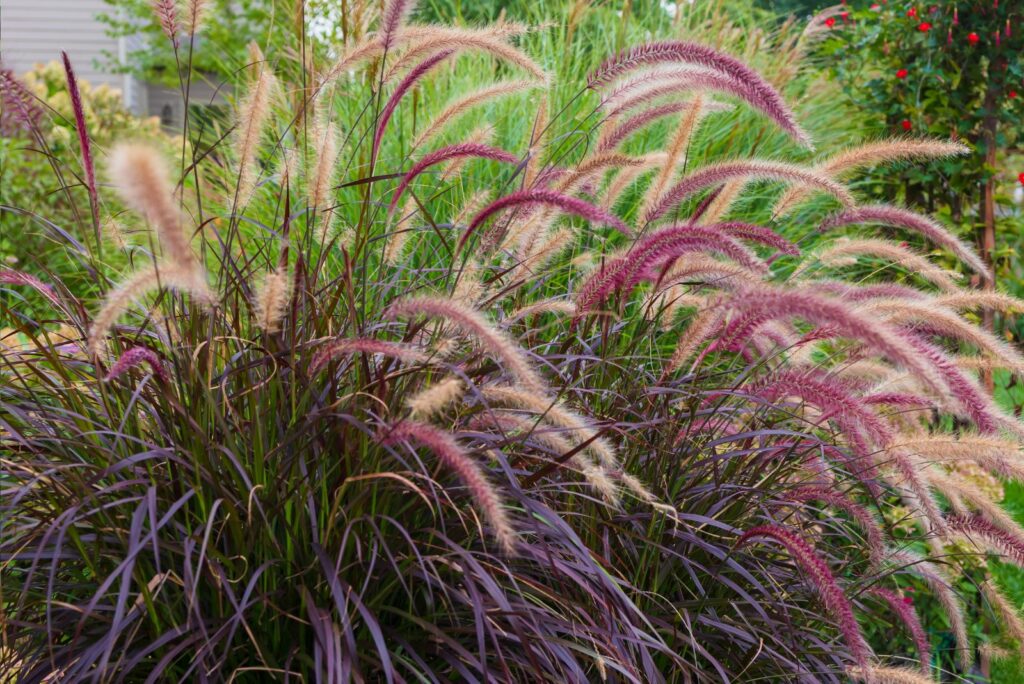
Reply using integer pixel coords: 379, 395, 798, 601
980, 86, 1000, 392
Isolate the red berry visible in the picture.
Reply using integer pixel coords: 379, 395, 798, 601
1019, 172, 1024, 186
1011, 91, 1019, 99
825, 17, 836, 28
896, 68, 909, 79
901, 119, 913, 131
902, 596, 913, 605
918, 22, 932, 32
907, 7, 917, 17
968, 32, 980, 44
871, 3, 881, 9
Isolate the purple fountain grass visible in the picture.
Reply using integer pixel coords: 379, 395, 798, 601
947, 514, 1024, 566
379, 420, 515, 553
185, 0, 208, 35
0, 269, 62, 310
461, 189, 631, 251
716, 222, 800, 256
981, 580, 1024, 658
818, 281, 928, 303
603, 68, 808, 146
108, 143, 200, 275
385, 296, 547, 393
714, 287, 947, 395
735, 525, 871, 671
383, 27, 547, 86
574, 224, 766, 315
886, 549, 972, 670
820, 205, 991, 283
309, 338, 430, 375
0, 67, 44, 135
867, 587, 931, 675
61, 52, 100, 235
388, 143, 518, 216
152, 0, 179, 48
587, 41, 813, 147
787, 487, 886, 566
848, 666, 934, 684
899, 333, 1002, 433
598, 101, 692, 151
865, 298, 1024, 375
412, 79, 538, 151
380, 0, 418, 51
743, 370, 891, 486
372, 50, 454, 166
645, 160, 854, 224
861, 393, 933, 410
104, 346, 170, 384
87, 265, 213, 356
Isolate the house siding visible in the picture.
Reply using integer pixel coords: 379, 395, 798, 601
1, 0, 127, 90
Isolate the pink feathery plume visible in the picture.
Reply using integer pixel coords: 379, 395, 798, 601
574, 224, 765, 314
385, 296, 546, 393
605, 68, 809, 146
867, 587, 931, 675
718, 287, 947, 395
61, 52, 100, 234
645, 160, 853, 224
716, 221, 799, 255
104, 346, 169, 383
820, 205, 991, 283
900, 333, 1000, 433
0, 269, 62, 309
824, 282, 927, 303
379, 420, 515, 553
947, 514, 1024, 566
743, 370, 890, 486
788, 487, 886, 566
389, 143, 518, 216
735, 525, 872, 670
461, 189, 631, 251
372, 50, 454, 166
380, 0, 418, 51
862, 393, 933, 410
309, 338, 430, 374
588, 41, 812, 147
598, 101, 691, 151
152, 0, 179, 47
0, 67, 44, 135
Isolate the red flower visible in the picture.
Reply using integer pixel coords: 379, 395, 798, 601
918, 22, 932, 32
1019, 172, 1024, 186
902, 595, 913, 605
871, 2, 881, 8
968, 32, 980, 45
907, 7, 917, 17
896, 68, 909, 79
901, 119, 913, 131
825, 17, 836, 28
1011, 91, 1019, 99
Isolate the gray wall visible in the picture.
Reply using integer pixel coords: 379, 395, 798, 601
0, 0, 130, 94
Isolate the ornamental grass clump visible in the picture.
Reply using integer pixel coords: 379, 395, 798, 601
5, 1, 1024, 681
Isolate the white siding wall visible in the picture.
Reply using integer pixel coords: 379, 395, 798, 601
1, 0, 126, 90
